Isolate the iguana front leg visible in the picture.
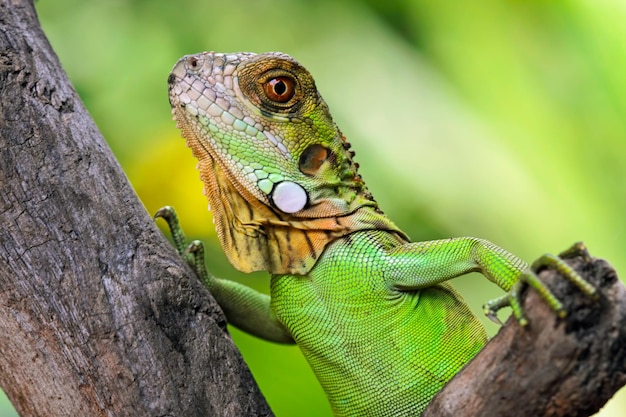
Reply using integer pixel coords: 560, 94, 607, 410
155, 206, 294, 344
384, 237, 598, 325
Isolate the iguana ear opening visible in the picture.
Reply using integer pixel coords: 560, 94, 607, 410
299, 144, 330, 176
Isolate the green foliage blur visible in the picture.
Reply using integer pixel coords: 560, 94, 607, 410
2, 0, 624, 416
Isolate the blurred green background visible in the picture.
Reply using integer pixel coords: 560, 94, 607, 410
2, 0, 625, 415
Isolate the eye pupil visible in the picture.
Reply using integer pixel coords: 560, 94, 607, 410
264, 76, 295, 103
274, 80, 287, 95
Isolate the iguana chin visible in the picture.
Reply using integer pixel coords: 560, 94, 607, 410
159, 51, 596, 416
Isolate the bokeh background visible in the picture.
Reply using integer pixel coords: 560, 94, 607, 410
2, 0, 625, 415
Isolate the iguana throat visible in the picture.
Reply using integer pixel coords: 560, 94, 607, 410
169, 52, 406, 274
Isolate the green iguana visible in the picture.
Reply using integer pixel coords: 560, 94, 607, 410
157, 51, 596, 416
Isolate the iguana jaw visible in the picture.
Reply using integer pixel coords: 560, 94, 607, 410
168, 52, 407, 274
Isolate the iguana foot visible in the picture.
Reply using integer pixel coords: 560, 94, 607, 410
154, 206, 212, 285
483, 242, 598, 326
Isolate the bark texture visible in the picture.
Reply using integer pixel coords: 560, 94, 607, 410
424, 254, 626, 417
0, 1, 273, 416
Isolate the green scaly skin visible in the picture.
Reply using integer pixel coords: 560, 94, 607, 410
158, 52, 597, 416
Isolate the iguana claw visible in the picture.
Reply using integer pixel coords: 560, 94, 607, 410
155, 206, 211, 285
483, 242, 597, 326
154, 206, 188, 254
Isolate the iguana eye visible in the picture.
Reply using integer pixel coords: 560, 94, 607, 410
238, 58, 309, 114
264, 76, 296, 103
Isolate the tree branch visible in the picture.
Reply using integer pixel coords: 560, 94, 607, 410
0, 1, 272, 416
423, 253, 626, 417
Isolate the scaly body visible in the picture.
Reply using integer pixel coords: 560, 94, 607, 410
271, 231, 489, 414
162, 52, 595, 416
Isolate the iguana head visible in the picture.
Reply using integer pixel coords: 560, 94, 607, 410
168, 52, 405, 274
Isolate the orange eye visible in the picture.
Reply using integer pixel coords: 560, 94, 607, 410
264, 76, 296, 103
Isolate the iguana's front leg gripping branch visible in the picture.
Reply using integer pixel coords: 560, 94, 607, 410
155, 206, 214, 288
154, 206, 194, 263
483, 242, 598, 326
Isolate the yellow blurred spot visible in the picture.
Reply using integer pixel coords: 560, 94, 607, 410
126, 132, 215, 237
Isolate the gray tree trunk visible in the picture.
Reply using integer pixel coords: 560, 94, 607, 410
0, 1, 273, 415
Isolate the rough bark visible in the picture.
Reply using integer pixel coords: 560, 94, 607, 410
423, 254, 626, 417
0, 1, 273, 416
